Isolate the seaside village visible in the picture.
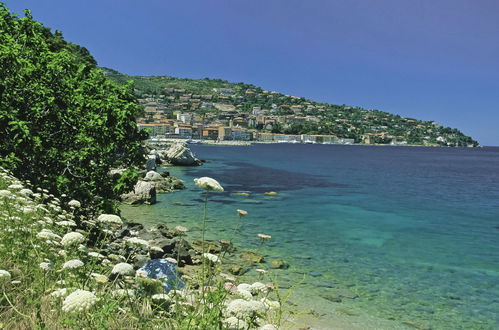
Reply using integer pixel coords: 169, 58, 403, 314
136, 87, 356, 144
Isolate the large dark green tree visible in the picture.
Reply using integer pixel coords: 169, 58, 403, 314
0, 5, 147, 213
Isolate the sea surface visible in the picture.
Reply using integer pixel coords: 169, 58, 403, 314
122, 144, 499, 329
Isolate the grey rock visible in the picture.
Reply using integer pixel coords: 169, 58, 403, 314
121, 181, 156, 205
163, 142, 201, 166
270, 259, 289, 269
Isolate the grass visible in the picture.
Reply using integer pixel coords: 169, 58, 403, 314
0, 168, 286, 329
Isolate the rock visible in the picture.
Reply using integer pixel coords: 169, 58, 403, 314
240, 251, 264, 264
160, 171, 170, 178
141, 171, 185, 193
228, 265, 247, 275
336, 288, 358, 299
143, 170, 163, 181
191, 240, 221, 254
121, 181, 156, 205
321, 293, 342, 303
270, 259, 289, 269
146, 155, 157, 172
133, 254, 150, 268
163, 142, 201, 166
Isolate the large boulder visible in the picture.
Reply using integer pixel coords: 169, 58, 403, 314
143, 170, 185, 193
121, 180, 156, 205
163, 142, 201, 166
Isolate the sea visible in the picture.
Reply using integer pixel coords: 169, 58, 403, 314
121, 144, 499, 329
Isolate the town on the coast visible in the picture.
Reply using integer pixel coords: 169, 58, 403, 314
103, 69, 478, 147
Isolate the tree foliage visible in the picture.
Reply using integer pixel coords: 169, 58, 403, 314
0, 5, 147, 213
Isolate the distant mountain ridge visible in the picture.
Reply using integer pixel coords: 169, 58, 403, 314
102, 67, 478, 147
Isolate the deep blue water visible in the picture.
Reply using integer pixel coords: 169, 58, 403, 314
123, 144, 499, 329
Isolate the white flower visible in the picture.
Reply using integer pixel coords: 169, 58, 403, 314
68, 200, 81, 208
247, 300, 266, 313
61, 232, 85, 247
203, 253, 220, 263
62, 290, 96, 313
235, 289, 252, 300
225, 299, 253, 318
19, 188, 33, 196
223, 316, 248, 330
50, 288, 69, 298
62, 259, 84, 270
194, 177, 224, 192
8, 184, 23, 190
250, 282, 268, 294
111, 289, 135, 298
37, 229, 61, 241
0, 190, 12, 197
149, 246, 164, 253
125, 237, 149, 248
260, 297, 280, 310
97, 214, 123, 225
56, 220, 76, 227
152, 294, 171, 302
39, 262, 52, 270
259, 325, 278, 330
0, 270, 11, 282
236, 283, 251, 292
112, 263, 134, 276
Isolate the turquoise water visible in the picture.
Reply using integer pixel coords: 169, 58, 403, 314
122, 144, 499, 329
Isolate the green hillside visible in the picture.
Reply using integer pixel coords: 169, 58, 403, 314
103, 68, 478, 147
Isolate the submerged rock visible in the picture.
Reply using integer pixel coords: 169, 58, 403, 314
270, 259, 289, 269
240, 251, 264, 264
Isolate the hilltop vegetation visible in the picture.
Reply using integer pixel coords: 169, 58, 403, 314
103, 68, 478, 147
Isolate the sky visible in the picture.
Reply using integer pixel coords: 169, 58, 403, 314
5, 0, 499, 145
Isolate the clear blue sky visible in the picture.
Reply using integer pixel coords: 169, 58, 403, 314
5, 0, 499, 145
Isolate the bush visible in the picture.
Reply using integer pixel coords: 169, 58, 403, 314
0, 5, 147, 213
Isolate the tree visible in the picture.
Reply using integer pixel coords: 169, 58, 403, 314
0, 6, 147, 214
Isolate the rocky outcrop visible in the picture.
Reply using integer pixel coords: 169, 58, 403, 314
142, 170, 185, 193
121, 180, 156, 205
160, 142, 201, 166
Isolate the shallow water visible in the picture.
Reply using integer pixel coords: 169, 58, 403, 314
122, 144, 499, 329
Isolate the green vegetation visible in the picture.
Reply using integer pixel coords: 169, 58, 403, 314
0, 5, 147, 214
0, 169, 284, 329
103, 69, 479, 147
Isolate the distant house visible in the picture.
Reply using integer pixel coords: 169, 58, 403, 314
213, 88, 235, 96
202, 128, 219, 140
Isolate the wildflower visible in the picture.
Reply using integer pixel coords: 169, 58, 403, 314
97, 214, 123, 225
0, 270, 11, 282
37, 229, 61, 241
8, 184, 23, 190
152, 294, 171, 302
68, 200, 81, 208
61, 232, 85, 247
235, 289, 253, 300
11, 280, 21, 285
62, 259, 84, 270
62, 290, 96, 313
56, 220, 77, 227
237, 283, 252, 292
236, 209, 248, 216
0, 190, 12, 197
193, 177, 224, 192
50, 288, 69, 298
39, 262, 52, 270
125, 237, 149, 248
88, 251, 105, 259
260, 325, 278, 330
223, 316, 248, 330
202, 253, 221, 263
225, 299, 253, 318
19, 188, 33, 196
94, 275, 109, 284
255, 268, 267, 275
150, 246, 164, 253
174, 225, 188, 233
260, 297, 280, 310
111, 289, 135, 298
250, 282, 268, 294
257, 233, 272, 241
112, 263, 134, 276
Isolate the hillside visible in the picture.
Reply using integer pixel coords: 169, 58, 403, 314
102, 68, 478, 147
